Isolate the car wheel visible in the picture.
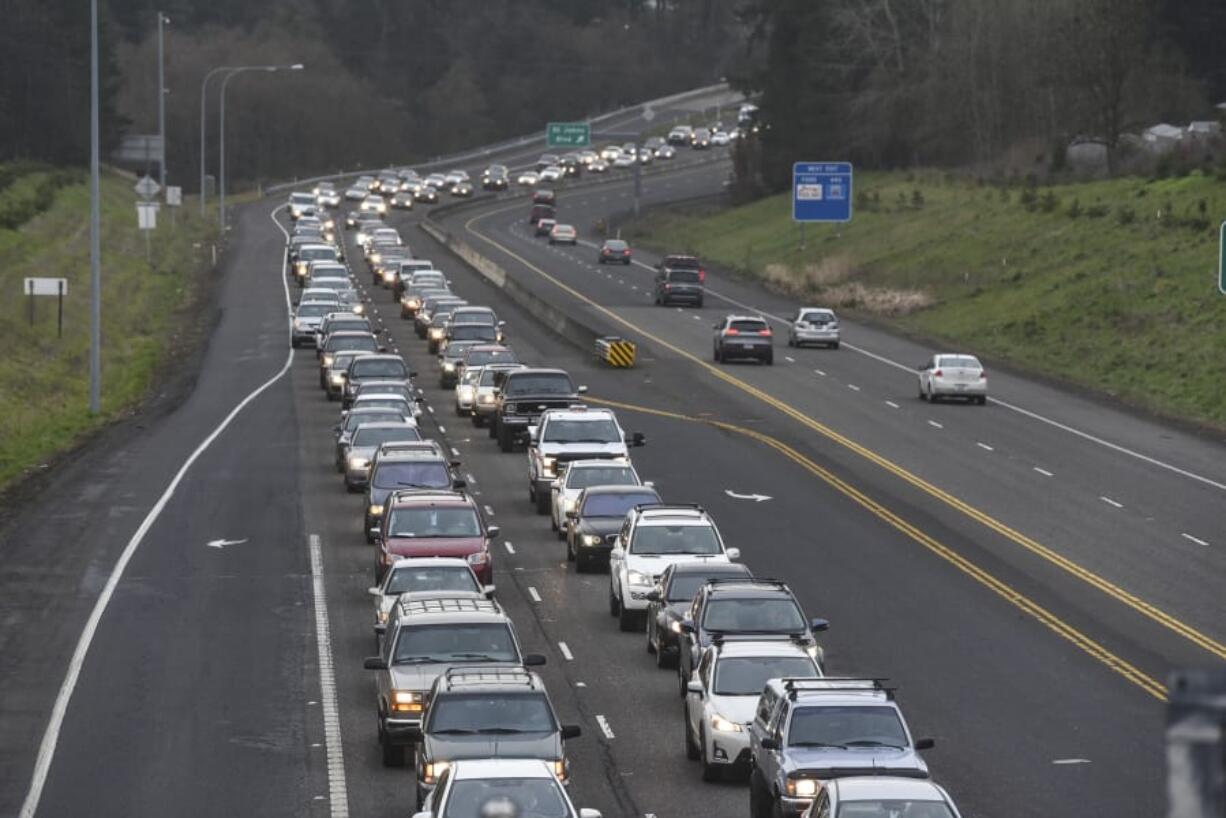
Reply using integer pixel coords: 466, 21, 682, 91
713, 345, 721, 363
928, 385, 939, 403
700, 729, 721, 781
678, 662, 689, 697
978, 395, 988, 406
624, 258, 631, 266
749, 771, 771, 818
535, 489, 551, 515
576, 553, 590, 574
345, 481, 359, 494
685, 714, 700, 761
291, 338, 300, 349
566, 536, 576, 562
646, 620, 657, 654
498, 427, 513, 452
831, 342, 840, 350
380, 726, 403, 767
488, 418, 498, 438
696, 297, 704, 308
618, 604, 639, 632
657, 638, 676, 669
764, 351, 773, 365
786, 334, 794, 348
609, 582, 621, 617
918, 381, 927, 400
472, 414, 486, 428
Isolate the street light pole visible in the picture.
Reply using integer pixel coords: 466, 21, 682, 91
218, 63, 303, 229
157, 12, 168, 188
199, 65, 231, 216
89, 0, 101, 414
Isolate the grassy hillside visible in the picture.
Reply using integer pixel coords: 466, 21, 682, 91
0, 166, 215, 489
626, 170, 1226, 428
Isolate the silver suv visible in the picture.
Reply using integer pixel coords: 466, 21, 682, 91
415, 667, 581, 809
363, 595, 546, 767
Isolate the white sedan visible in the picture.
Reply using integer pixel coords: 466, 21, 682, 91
517, 170, 540, 186
917, 353, 987, 404
539, 165, 564, 182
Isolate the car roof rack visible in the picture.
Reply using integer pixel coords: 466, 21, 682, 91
443, 666, 537, 690
781, 677, 894, 701
396, 595, 500, 617
634, 503, 705, 515
711, 632, 806, 646
704, 577, 789, 592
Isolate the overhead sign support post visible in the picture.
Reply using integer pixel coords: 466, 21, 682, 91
793, 161, 854, 252
1219, 221, 1226, 295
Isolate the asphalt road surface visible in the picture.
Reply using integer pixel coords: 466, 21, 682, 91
3, 84, 1222, 818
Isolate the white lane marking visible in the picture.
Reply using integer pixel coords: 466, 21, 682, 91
437, 424, 447, 434
558, 641, 574, 661
1100, 496, 1124, 509
19, 203, 299, 818
427, 405, 435, 414
596, 715, 615, 740
784, 356, 795, 363
1034, 467, 1054, 477
927, 420, 943, 429
1052, 758, 1092, 765
977, 442, 995, 451
1181, 533, 1209, 547
847, 384, 860, 392
630, 285, 638, 290
692, 315, 701, 320
503, 541, 516, 554
450, 447, 460, 457
814, 369, 826, 376
575, 681, 586, 688
483, 505, 496, 517
528, 586, 542, 603
465, 473, 477, 485
885, 400, 900, 409
310, 534, 351, 817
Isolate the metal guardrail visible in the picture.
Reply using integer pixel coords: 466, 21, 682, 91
595, 336, 636, 368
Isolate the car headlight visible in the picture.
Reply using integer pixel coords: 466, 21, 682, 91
429, 328, 444, 339
786, 778, 819, 798
348, 456, 369, 471
561, 497, 576, 513
376, 609, 389, 624
466, 550, 489, 565
626, 569, 650, 585
443, 362, 456, 372
383, 271, 396, 282
711, 714, 742, 733
330, 373, 345, 385
422, 760, 450, 783
478, 393, 494, 404
369, 504, 383, 516
541, 457, 556, 476
390, 689, 424, 714
407, 298, 421, 309
670, 620, 683, 633
353, 304, 365, 315
552, 759, 568, 781
582, 534, 602, 547
322, 354, 334, 367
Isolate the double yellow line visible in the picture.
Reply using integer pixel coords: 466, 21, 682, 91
460, 198, 1225, 700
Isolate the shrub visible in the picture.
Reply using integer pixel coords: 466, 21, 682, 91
1085, 203, 1109, 218
1067, 198, 1082, 219
1019, 187, 1038, 211
1115, 205, 1136, 225
911, 189, 925, 208
1039, 190, 1058, 213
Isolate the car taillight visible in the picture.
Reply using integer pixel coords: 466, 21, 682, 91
933, 369, 943, 377
760, 328, 772, 336
980, 371, 987, 379
698, 269, 706, 282
664, 283, 671, 290
725, 328, 739, 335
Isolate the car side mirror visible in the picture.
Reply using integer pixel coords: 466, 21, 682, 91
378, 346, 388, 353
565, 510, 577, 519
725, 547, 741, 560
915, 737, 935, 750
577, 385, 588, 394
409, 371, 418, 378
452, 478, 467, 489
687, 680, 703, 694
331, 424, 341, 433
522, 653, 547, 667
561, 724, 582, 740
363, 656, 387, 670
486, 525, 500, 539
760, 737, 779, 751
497, 320, 506, 327
810, 618, 830, 632
483, 584, 496, 599
644, 590, 661, 602
680, 619, 695, 634
917, 363, 928, 371
449, 459, 462, 468
367, 586, 382, 597
630, 432, 646, 447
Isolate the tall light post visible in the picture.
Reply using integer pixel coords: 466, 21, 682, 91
218, 63, 303, 228
156, 12, 169, 187
89, 0, 101, 414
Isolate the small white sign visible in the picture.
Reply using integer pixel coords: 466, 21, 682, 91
165, 186, 182, 206
642, 105, 656, 123
24, 277, 68, 296
134, 175, 160, 199
796, 183, 824, 201
137, 201, 159, 230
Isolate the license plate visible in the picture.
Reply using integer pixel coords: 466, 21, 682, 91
954, 384, 967, 390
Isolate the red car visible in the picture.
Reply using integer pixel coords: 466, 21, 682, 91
373, 490, 497, 584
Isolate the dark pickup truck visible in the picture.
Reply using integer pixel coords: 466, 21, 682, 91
490, 368, 586, 452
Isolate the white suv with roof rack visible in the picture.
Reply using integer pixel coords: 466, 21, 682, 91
608, 504, 739, 632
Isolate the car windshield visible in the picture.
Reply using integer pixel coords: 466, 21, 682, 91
938, 355, 981, 369
328, 321, 370, 334
451, 326, 496, 341
702, 598, 807, 633
427, 693, 556, 734
505, 375, 575, 396
480, 366, 518, 385
296, 304, 332, 318
581, 491, 659, 518
440, 778, 569, 818
668, 270, 701, 283
453, 311, 495, 325
354, 398, 410, 413
566, 466, 635, 489
345, 412, 404, 432
713, 657, 819, 696
300, 247, 336, 260
385, 565, 480, 595
666, 570, 748, 602
630, 524, 721, 555
352, 426, 417, 447
373, 462, 451, 490
353, 359, 407, 378
392, 623, 517, 665
387, 506, 481, 536
788, 705, 909, 748
836, 802, 955, 818
328, 336, 377, 352
543, 419, 620, 444
290, 193, 313, 203
359, 385, 410, 400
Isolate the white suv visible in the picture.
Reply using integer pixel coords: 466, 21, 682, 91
527, 407, 645, 515
608, 505, 739, 632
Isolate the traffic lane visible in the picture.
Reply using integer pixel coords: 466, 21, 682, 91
0, 200, 296, 817
438, 363, 1164, 818
381, 233, 1163, 817
32, 374, 320, 818
463, 182, 1226, 662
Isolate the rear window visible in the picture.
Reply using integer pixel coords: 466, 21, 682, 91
385, 565, 480, 596
668, 270, 701, 283
328, 336, 377, 352
451, 326, 496, 342
352, 426, 418, 447
800, 311, 835, 324
604, 240, 628, 251
505, 374, 575, 396
730, 320, 769, 333
938, 355, 981, 369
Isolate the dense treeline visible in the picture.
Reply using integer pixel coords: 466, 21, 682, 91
0, 0, 746, 187
734, 0, 1226, 192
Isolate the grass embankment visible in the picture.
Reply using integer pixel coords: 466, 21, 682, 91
625, 170, 1226, 428
0, 165, 215, 489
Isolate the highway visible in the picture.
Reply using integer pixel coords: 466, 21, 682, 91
2, 83, 1221, 818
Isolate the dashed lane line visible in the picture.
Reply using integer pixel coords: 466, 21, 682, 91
596, 715, 615, 739
558, 641, 574, 661
528, 587, 542, 603
1100, 496, 1124, 509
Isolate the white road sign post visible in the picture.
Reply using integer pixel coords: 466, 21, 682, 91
24, 277, 69, 337
137, 200, 159, 262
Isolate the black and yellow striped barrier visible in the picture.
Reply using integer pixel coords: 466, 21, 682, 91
595, 336, 636, 368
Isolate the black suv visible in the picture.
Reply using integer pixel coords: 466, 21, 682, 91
644, 560, 753, 668
415, 666, 581, 809
490, 368, 586, 452
654, 255, 706, 307
676, 579, 829, 696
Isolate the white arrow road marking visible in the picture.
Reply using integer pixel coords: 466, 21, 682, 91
724, 490, 772, 502
206, 538, 248, 549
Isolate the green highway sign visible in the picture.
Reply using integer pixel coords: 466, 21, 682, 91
546, 122, 591, 148
1220, 221, 1226, 294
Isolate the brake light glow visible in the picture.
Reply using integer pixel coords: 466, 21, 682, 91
725, 328, 739, 335
698, 268, 706, 283
760, 328, 772, 336
933, 370, 943, 377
